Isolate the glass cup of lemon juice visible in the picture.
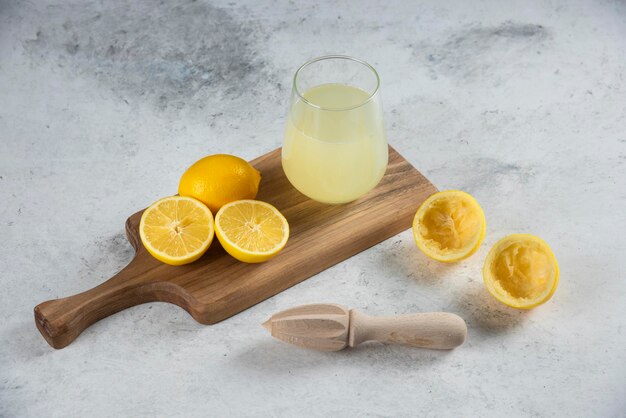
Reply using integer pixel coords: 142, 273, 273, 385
281, 55, 388, 204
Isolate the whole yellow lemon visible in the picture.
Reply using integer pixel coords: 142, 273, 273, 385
178, 154, 261, 214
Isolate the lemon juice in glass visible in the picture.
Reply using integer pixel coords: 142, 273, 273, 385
282, 56, 388, 204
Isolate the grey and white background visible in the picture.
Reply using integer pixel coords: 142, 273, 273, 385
1, 1, 625, 417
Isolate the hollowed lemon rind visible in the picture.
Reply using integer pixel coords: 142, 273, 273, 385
412, 190, 486, 263
483, 234, 559, 309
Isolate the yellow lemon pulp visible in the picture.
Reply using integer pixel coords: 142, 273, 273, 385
178, 154, 261, 214
139, 196, 214, 266
412, 190, 486, 262
483, 234, 559, 309
215, 200, 289, 263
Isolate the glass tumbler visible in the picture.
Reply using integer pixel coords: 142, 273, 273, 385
281, 55, 388, 204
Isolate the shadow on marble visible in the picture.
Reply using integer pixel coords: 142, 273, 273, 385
234, 338, 454, 374
453, 284, 530, 336
375, 240, 461, 288
3, 319, 51, 362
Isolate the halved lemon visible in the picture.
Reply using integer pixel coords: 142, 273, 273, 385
483, 234, 559, 309
215, 200, 289, 263
139, 196, 214, 266
412, 190, 486, 262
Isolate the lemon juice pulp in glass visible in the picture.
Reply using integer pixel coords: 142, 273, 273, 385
282, 56, 388, 204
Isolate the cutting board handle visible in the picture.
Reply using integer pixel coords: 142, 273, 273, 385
348, 310, 467, 350
33, 259, 155, 349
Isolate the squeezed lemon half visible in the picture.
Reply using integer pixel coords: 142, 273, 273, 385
412, 190, 486, 262
483, 234, 559, 309
215, 200, 289, 263
139, 196, 214, 265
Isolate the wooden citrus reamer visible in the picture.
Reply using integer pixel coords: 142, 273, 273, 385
263, 304, 467, 351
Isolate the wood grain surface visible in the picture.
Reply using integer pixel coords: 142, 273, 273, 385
34, 146, 437, 349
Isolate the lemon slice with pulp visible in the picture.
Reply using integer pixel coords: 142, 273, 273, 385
483, 234, 559, 309
139, 196, 214, 266
215, 200, 289, 263
412, 190, 486, 262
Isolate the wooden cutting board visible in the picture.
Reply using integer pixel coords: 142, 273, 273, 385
34, 146, 437, 349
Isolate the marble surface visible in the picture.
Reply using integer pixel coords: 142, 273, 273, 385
1, 1, 625, 417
